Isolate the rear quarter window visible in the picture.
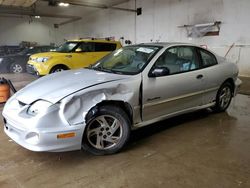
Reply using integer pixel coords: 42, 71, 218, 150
199, 48, 218, 67
95, 43, 117, 52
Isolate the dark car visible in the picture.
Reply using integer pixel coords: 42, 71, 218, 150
0, 46, 54, 73
0, 45, 24, 56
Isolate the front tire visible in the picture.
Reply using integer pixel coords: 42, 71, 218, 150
212, 82, 233, 112
82, 105, 131, 155
50, 65, 67, 74
10, 63, 24, 73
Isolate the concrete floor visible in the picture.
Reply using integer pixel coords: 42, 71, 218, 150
0, 73, 250, 188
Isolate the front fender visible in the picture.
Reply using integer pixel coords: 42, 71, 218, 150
59, 78, 141, 127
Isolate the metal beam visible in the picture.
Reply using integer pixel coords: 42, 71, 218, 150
65, 1, 136, 13
43, 0, 136, 13
0, 6, 81, 27
0, 0, 37, 7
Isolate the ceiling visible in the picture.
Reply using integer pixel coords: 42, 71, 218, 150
61, 0, 130, 7
0, 0, 131, 13
0, 0, 37, 7
0, 0, 132, 27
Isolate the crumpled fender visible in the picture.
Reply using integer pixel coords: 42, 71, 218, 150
59, 78, 141, 127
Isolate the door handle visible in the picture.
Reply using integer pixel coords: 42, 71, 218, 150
196, 74, 203, 79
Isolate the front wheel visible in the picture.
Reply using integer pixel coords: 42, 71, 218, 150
50, 65, 67, 74
82, 105, 131, 155
212, 82, 233, 112
10, 63, 24, 73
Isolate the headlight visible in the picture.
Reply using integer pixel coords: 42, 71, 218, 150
27, 100, 53, 116
0, 58, 3, 63
36, 57, 50, 63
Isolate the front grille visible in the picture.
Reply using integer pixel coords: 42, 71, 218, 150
26, 64, 36, 74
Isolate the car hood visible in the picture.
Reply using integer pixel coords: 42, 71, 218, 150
0, 54, 22, 59
15, 69, 131, 104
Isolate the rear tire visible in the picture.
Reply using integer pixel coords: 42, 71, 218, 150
82, 105, 131, 155
212, 82, 233, 112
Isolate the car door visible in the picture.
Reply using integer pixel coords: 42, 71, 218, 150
142, 46, 205, 121
70, 42, 98, 69
92, 42, 117, 60
196, 47, 223, 105
72, 42, 118, 69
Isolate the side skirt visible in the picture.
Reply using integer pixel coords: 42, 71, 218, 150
132, 102, 215, 130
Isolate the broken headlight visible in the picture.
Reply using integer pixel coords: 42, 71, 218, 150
27, 100, 53, 116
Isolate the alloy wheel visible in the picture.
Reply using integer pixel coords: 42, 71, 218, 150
87, 115, 123, 150
11, 64, 23, 73
219, 86, 232, 109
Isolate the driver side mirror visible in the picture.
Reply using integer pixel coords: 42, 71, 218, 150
75, 48, 82, 52
149, 67, 170, 77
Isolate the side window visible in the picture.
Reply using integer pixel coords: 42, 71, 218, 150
27, 48, 41, 54
95, 43, 117, 52
154, 46, 199, 75
41, 47, 50, 52
199, 49, 217, 67
78, 42, 95, 52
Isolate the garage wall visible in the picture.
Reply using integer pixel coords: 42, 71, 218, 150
73, 0, 250, 76
0, 17, 54, 45
0, 17, 82, 46
0, 0, 249, 76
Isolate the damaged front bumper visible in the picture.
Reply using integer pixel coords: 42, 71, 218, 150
2, 98, 85, 152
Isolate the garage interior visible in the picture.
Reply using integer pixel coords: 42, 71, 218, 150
0, 0, 250, 187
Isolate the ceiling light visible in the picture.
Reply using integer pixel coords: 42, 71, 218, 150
35, 16, 41, 19
58, 2, 69, 7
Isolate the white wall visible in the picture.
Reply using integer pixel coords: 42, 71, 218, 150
0, 0, 250, 76
0, 17, 55, 45
0, 16, 83, 45
74, 0, 250, 76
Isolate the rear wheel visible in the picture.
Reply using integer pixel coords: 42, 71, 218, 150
82, 105, 131, 155
50, 65, 68, 74
212, 82, 233, 112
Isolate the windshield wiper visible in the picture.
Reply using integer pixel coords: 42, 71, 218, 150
91, 66, 103, 71
91, 66, 123, 74
109, 69, 124, 75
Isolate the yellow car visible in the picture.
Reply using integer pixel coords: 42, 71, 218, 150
27, 39, 122, 76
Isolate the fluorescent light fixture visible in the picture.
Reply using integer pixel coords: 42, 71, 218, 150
58, 2, 69, 7
35, 15, 41, 19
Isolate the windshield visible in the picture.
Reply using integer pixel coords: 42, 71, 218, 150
55, 42, 79, 53
91, 45, 161, 75
18, 47, 38, 55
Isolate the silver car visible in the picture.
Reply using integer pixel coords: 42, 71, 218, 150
2, 43, 241, 155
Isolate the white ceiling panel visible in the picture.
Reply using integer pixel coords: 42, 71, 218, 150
0, 0, 37, 7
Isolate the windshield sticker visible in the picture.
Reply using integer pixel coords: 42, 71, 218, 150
137, 47, 154, 54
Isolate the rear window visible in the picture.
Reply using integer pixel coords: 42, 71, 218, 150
95, 43, 117, 52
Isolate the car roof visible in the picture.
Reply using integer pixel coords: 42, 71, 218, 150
139, 42, 202, 48
139, 42, 218, 54
134, 42, 221, 60
68, 39, 120, 43
28, 46, 53, 48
